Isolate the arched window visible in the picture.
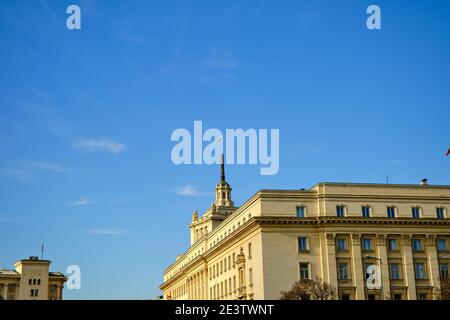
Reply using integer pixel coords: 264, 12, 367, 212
37, 279, 41, 285
33, 279, 37, 285
29, 279, 32, 285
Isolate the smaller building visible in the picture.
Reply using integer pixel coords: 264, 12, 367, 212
0, 256, 67, 300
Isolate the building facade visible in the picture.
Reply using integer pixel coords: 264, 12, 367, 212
160, 164, 450, 300
0, 256, 67, 300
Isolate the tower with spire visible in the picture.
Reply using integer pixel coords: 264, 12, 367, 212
215, 154, 234, 207
188, 154, 237, 245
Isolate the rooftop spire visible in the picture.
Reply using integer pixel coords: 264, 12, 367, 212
215, 153, 234, 207
220, 153, 225, 182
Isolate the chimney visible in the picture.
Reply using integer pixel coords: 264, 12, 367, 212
420, 179, 428, 186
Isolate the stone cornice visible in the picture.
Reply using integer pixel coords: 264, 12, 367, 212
254, 216, 450, 227
316, 194, 450, 202
0, 275, 20, 280
313, 182, 450, 189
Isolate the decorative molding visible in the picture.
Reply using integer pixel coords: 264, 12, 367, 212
351, 233, 361, 244
376, 234, 387, 245
425, 234, 437, 245
325, 233, 335, 245
255, 216, 450, 226
401, 234, 411, 245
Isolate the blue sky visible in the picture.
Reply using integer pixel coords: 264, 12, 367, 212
0, 0, 449, 299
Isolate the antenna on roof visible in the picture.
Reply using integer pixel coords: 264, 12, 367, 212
41, 242, 44, 260
386, 174, 389, 184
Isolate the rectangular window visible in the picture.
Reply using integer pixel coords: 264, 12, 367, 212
299, 263, 310, 280
412, 239, 424, 252
239, 268, 244, 287
296, 206, 305, 218
390, 263, 401, 280
415, 263, 427, 280
341, 293, 351, 300
248, 243, 252, 259
412, 207, 421, 219
418, 293, 428, 300
336, 238, 348, 251
440, 263, 449, 279
387, 206, 396, 218
338, 263, 349, 280
437, 239, 447, 252
388, 239, 399, 251
298, 237, 309, 251
436, 208, 445, 219
367, 294, 376, 300
362, 206, 371, 218
336, 205, 345, 217
249, 268, 253, 285
362, 238, 373, 251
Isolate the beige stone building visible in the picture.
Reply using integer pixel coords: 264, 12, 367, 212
160, 162, 450, 300
0, 256, 67, 300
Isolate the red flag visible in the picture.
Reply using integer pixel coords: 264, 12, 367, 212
446, 148, 450, 156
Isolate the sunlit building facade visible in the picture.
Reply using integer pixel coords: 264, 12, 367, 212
160, 165, 450, 300
0, 256, 67, 300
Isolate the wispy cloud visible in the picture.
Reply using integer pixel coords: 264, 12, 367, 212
66, 197, 91, 207
27, 86, 51, 99
26, 162, 71, 173
0, 161, 70, 183
174, 185, 210, 197
0, 168, 32, 182
89, 229, 127, 235
73, 138, 126, 154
